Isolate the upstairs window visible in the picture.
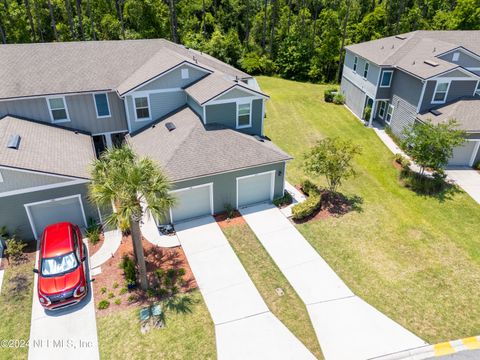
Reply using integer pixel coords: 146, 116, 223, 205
353, 56, 358, 72
475, 82, 480, 96
452, 52, 460, 62
432, 81, 449, 104
94, 93, 111, 118
237, 102, 251, 128
134, 96, 150, 120
380, 70, 393, 87
47, 97, 69, 123
181, 68, 189, 79
363, 62, 369, 79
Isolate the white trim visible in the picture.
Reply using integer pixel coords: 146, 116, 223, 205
363, 62, 370, 79
0, 170, 3, 183
202, 105, 206, 125
378, 101, 386, 119
24, 194, 87, 239
207, 95, 260, 106
281, 163, 286, 195
92, 92, 112, 119
431, 80, 451, 104
469, 141, 480, 167
430, 66, 480, 81
91, 129, 128, 137
416, 80, 427, 113
379, 70, 393, 88
0, 89, 114, 103
132, 94, 152, 122
203, 85, 268, 106
0, 179, 89, 198
385, 104, 394, 125
236, 99, 253, 129
474, 81, 480, 96
468, 67, 480, 71
124, 97, 132, 133
131, 88, 183, 98
235, 170, 275, 209
169, 182, 214, 223
0, 165, 85, 181
261, 100, 266, 136
46, 96, 70, 123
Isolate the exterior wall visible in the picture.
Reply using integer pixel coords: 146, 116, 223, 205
390, 70, 423, 107
0, 183, 98, 241
134, 64, 207, 92
0, 92, 128, 134
215, 88, 255, 101
375, 69, 394, 99
439, 51, 480, 69
0, 168, 71, 193
187, 94, 203, 119
389, 95, 418, 138
438, 70, 471, 78
420, 80, 478, 111
340, 76, 366, 119
342, 50, 381, 97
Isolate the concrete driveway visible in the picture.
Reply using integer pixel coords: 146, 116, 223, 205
446, 167, 480, 205
241, 203, 427, 360
175, 216, 315, 360
28, 240, 99, 360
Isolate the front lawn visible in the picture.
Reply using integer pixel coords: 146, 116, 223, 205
97, 290, 216, 360
259, 76, 480, 343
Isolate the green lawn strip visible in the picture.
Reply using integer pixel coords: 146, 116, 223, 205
221, 223, 323, 359
0, 258, 35, 360
97, 290, 216, 360
259, 76, 480, 343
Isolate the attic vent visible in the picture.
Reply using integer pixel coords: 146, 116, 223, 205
253, 135, 264, 142
395, 35, 406, 40
424, 60, 439, 67
6, 134, 21, 149
430, 109, 442, 116
165, 122, 176, 132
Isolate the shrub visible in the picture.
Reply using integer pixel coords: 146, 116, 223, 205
98, 300, 110, 310
120, 255, 136, 286
155, 268, 165, 280
146, 288, 156, 298
119, 287, 128, 295
114, 299, 121, 305
157, 288, 169, 298
394, 154, 411, 168
100, 287, 107, 294
85, 218, 102, 245
363, 106, 372, 121
112, 282, 119, 289
300, 179, 320, 196
475, 161, 480, 170
333, 93, 345, 105
324, 88, 337, 103
4, 238, 27, 265
273, 191, 293, 207
224, 203, 235, 219
400, 169, 448, 195
166, 268, 176, 279
164, 276, 173, 287
127, 294, 137, 303
170, 286, 179, 295
108, 292, 115, 299
177, 268, 186, 277
0, 226, 9, 239
292, 194, 321, 220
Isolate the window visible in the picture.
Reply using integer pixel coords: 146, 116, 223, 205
385, 104, 394, 124
47, 97, 69, 123
452, 52, 460, 62
475, 82, 480, 96
181, 68, 189, 79
432, 81, 449, 103
93, 93, 111, 118
237, 102, 251, 128
353, 56, 358, 72
378, 101, 386, 119
41, 252, 78, 277
134, 96, 150, 120
363, 62, 369, 78
380, 70, 393, 87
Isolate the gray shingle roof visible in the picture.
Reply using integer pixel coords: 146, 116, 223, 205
0, 116, 95, 178
127, 107, 291, 181
346, 30, 480, 79
0, 39, 251, 100
417, 97, 480, 133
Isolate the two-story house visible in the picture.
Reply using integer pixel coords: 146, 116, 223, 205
0, 39, 290, 241
340, 31, 480, 167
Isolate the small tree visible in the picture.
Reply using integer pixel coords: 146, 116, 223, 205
402, 119, 466, 175
89, 146, 175, 291
304, 137, 362, 193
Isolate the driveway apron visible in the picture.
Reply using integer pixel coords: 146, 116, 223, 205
28, 240, 99, 360
241, 203, 428, 360
175, 216, 315, 360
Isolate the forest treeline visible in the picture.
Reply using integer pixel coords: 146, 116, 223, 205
1, 0, 479, 83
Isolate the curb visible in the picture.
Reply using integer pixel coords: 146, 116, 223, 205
369, 336, 480, 360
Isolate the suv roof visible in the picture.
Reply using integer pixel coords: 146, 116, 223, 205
41, 222, 75, 258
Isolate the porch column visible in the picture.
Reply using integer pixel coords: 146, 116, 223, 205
105, 133, 113, 148
368, 100, 377, 127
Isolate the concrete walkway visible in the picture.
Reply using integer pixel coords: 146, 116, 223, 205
280, 182, 307, 218
89, 229, 122, 269
28, 240, 99, 360
141, 209, 180, 248
446, 168, 480, 205
241, 203, 427, 360
175, 216, 315, 360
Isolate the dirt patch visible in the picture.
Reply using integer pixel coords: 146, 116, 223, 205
392, 159, 403, 170
0, 241, 37, 271
93, 235, 197, 317
214, 211, 246, 228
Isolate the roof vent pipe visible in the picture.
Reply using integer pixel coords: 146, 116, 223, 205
165, 122, 176, 132
7, 134, 21, 149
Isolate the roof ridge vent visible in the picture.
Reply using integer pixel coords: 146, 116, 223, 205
165, 122, 176, 132
7, 134, 21, 149
395, 35, 406, 40
424, 59, 439, 67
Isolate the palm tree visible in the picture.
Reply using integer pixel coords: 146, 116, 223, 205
89, 146, 175, 291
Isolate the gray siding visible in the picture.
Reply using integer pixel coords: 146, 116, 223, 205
136, 65, 207, 92
341, 76, 366, 119
216, 88, 255, 101
389, 95, 418, 138
342, 50, 381, 97
438, 70, 471, 78
0, 97, 51, 122
375, 69, 394, 100
419, 81, 436, 112
421, 80, 478, 111
390, 70, 423, 107
187, 94, 203, 119
0, 183, 98, 241
0, 168, 71, 193
439, 51, 480, 69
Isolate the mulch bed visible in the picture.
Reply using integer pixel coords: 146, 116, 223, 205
93, 235, 197, 317
0, 241, 37, 271
214, 211, 246, 228
88, 233, 105, 257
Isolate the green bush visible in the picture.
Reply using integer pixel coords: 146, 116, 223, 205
114, 298, 121, 305
273, 191, 293, 207
0, 226, 9, 238
324, 88, 337, 103
224, 203, 235, 219
146, 288, 156, 298
475, 161, 480, 170
112, 282, 119, 289
100, 287, 107, 294
127, 294, 137, 303
85, 218, 102, 245
98, 300, 110, 310
4, 238, 27, 265
108, 292, 115, 299
333, 93, 345, 105
400, 169, 448, 195
120, 255, 137, 286
155, 268, 165, 280
119, 287, 128, 295
177, 268, 186, 277
394, 154, 411, 168
291, 195, 321, 220
299, 179, 320, 196
363, 105, 372, 121
166, 268, 176, 279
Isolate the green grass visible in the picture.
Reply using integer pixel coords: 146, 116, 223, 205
258, 76, 480, 343
97, 290, 216, 360
0, 258, 35, 360
222, 222, 323, 359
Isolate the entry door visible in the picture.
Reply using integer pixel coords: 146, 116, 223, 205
237, 171, 274, 208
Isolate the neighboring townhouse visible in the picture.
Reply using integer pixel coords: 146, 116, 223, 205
0, 39, 290, 241
340, 30, 480, 167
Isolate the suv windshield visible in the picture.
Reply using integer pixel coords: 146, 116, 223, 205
41, 252, 78, 277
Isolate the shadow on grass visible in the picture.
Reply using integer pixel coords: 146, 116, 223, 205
164, 294, 196, 315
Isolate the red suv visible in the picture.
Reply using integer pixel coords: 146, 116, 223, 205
34, 222, 88, 310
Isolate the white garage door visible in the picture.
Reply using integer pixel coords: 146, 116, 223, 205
237, 171, 274, 208
449, 141, 479, 166
25, 195, 87, 239
170, 184, 213, 223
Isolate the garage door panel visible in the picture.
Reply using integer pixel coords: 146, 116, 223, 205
449, 142, 477, 166
237, 172, 273, 208
171, 185, 212, 223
